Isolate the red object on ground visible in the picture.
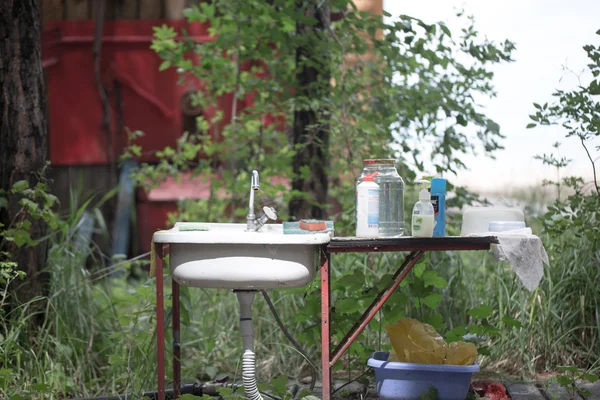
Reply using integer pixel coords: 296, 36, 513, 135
470, 381, 511, 400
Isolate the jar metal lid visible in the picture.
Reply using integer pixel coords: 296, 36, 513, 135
363, 159, 395, 165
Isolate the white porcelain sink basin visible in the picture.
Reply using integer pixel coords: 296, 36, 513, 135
153, 222, 332, 289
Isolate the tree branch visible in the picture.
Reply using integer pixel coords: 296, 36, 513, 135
580, 135, 599, 195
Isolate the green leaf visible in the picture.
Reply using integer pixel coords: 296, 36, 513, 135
12, 229, 31, 247
281, 17, 296, 33
556, 374, 573, 387
426, 313, 444, 331
159, 60, 171, 71
108, 353, 125, 366
477, 345, 491, 356
337, 271, 365, 291
409, 278, 431, 298
413, 261, 425, 278
12, 180, 29, 193
422, 293, 442, 309
456, 114, 467, 126
205, 366, 217, 380
383, 297, 406, 323
468, 304, 493, 319
300, 396, 321, 400
423, 270, 448, 288
580, 373, 599, 383
215, 387, 234, 398
596, 29, 600, 35
501, 316, 522, 329
481, 323, 500, 336
439, 22, 451, 38
526, 123, 537, 129
33, 383, 50, 392
20, 198, 39, 213
269, 375, 288, 396
376, 273, 394, 290
179, 395, 203, 400
418, 385, 439, 400
336, 298, 363, 314
0, 197, 7, 209
589, 80, 600, 95
445, 327, 467, 343
44, 193, 58, 208
0, 368, 14, 387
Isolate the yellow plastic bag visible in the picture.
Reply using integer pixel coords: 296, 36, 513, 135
445, 341, 477, 366
385, 318, 478, 365
385, 318, 447, 364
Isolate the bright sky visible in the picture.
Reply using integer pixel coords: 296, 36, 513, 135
384, 0, 600, 192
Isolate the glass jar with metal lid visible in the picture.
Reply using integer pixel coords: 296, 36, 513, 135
356, 159, 405, 237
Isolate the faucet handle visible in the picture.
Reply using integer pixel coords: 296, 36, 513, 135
263, 206, 277, 221
254, 206, 277, 231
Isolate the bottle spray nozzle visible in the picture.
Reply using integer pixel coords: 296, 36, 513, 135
414, 179, 430, 188
414, 179, 431, 201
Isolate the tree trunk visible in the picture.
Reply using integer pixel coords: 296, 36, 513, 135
0, 0, 49, 311
289, 1, 331, 220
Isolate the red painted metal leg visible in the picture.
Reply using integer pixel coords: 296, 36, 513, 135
173, 278, 181, 399
155, 243, 165, 400
330, 251, 425, 366
320, 251, 331, 400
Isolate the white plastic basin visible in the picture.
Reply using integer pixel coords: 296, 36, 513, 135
461, 208, 524, 236
153, 222, 332, 289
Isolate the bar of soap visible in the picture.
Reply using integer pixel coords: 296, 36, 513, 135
282, 221, 334, 235
299, 219, 327, 231
178, 223, 210, 231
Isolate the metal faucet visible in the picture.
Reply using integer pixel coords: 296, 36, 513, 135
246, 170, 277, 231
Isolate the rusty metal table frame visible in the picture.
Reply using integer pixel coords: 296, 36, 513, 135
320, 236, 499, 400
153, 236, 498, 400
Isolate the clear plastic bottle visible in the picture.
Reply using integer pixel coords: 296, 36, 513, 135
376, 160, 405, 237
412, 180, 435, 238
356, 160, 381, 237
356, 173, 379, 237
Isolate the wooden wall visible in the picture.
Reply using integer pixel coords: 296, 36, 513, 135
42, 0, 187, 257
41, 0, 187, 29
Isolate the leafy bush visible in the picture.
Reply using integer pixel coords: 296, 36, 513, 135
4, 3, 600, 399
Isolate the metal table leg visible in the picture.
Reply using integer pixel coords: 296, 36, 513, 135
173, 278, 181, 399
322, 250, 425, 398
155, 243, 165, 400
320, 251, 331, 400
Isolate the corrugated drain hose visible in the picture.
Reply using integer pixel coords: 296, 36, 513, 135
242, 349, 263, 400
237, 290, 317, 400
237, 291, 264, 400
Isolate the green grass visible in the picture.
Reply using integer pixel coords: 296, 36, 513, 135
1, 186, 599, 398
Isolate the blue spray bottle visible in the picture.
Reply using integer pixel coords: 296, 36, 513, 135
431, 178, 446, 237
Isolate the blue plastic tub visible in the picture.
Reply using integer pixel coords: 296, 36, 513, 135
367, 351, 479, 400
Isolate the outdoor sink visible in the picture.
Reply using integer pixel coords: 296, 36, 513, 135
153, 222, 332, 289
